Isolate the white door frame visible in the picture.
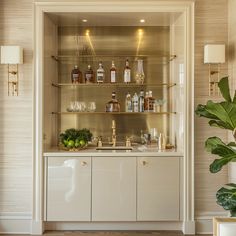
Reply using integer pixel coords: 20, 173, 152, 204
33, 1, 195, 234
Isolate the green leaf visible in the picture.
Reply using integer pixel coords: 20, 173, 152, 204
218, 77, 232, 102
216, 185, 236, 215
233, 90, 236, 104
209, 120, 233, 130
205, 137, 236, 173
228, 142, 236, 147
204, 101, 236, 130
195, 104, 219, 119
205, 137, 224, 152
208, 143, 236, 173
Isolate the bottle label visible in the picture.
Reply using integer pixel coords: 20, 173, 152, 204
124, 69, 131, 82
126, 101, 132, 112
139, 99, 144, 112
86, 74, 92, 82
72, 73, 79, 82
111, 71, 116, 83
97, 72, 104, 82
133, 101, 139, 112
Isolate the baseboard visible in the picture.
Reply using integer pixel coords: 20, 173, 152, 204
45, 222, 182, 231
182, 221, 195, 234
0, 212, 32, 234
0, 219, 31, 234
195, 212, 227, 234
31, 220, 44, 235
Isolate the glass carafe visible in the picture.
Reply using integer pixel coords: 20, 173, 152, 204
135, 59, 145, 84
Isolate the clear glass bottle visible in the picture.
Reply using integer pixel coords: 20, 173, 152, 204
97, 62, 105, 83
132, 92, 139, 112
124, 59, 131, 83
85, 65, 94, 83
71, 65, 82, 83
125, 91, 132, 112
139, 89, 145, 112
135, 59, 145, 84
105, 91, 120, 112
110, 61, 117, 83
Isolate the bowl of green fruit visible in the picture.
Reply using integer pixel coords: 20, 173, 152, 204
59, 128, 93, 151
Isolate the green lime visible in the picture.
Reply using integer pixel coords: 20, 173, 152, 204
79, 140, 86, 147
75, 141, 80, 148
63, 140, 68, 146
67, 140, 75, 148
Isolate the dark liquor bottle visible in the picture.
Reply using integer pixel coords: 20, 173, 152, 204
71, 65, 82, 83
85, 65, 94, 83
105, 91, 120, 112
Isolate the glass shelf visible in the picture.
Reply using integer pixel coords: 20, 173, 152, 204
52, 54, 176, 60
52, 111, 176, 115
52, 82, 177, 88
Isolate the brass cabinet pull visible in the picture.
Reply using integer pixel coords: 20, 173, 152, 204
142, 160, 147, 166
81, 161, 87, 166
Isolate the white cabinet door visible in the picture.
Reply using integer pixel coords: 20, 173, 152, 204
46, 156, 91, 221
137, 157, 180, 221
92, 157, 136, 221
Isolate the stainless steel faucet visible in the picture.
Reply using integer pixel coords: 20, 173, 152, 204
111, 120, 116, 147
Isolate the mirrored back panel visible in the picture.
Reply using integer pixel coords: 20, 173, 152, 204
57, 26, 170, 143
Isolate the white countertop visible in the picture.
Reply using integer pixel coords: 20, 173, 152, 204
44, 146, 183, 157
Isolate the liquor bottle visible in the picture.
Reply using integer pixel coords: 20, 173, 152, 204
125, 92, 132, 112
71, 65, 82, 83
139, 89, 145, 112
148, 91, 155, 112
97, 62, 105, 83
135, 59, 145, 84
144, 91, 149, 111
110, 61, 117, 83
105, 91, 120, 112
124, 59, 131, 83
85, 65, 94, 83
132, 92, 139, 112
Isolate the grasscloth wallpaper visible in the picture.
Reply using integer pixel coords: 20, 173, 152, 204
0, 0, 229, 220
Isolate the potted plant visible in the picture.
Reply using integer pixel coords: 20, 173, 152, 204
195, 77, 236, 217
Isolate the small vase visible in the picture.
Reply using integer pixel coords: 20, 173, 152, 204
135, 59, 145, 84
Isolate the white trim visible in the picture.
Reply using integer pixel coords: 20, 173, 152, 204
195, 212, 228, 234
45, 222, 182, 231
0, 219, 31, 234
34, 1, 195, 234
0, 212, 32, 220
196, 219, 214, 235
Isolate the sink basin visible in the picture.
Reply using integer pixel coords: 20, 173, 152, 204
96, 146, 133, 151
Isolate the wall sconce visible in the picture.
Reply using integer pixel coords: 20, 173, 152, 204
204, 44, 225, 96
0, 46, 23, 96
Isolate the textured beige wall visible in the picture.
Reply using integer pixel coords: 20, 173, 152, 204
0, 0, 33, 215
0, 0, 229, 219
194, 0, 228, 217
228, 0, 236, 91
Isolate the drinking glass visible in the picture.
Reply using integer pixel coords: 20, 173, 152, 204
80, 102, 87, 112
88, 102, 96, 112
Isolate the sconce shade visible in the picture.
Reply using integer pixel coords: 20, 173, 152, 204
0, 46, 23, 64
204, 44, 225, 64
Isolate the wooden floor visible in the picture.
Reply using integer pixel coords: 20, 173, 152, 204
1, 231, 212, 236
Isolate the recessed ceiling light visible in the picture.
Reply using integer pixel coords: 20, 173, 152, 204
82, 19, 88, 23
140, 19, 145, 23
